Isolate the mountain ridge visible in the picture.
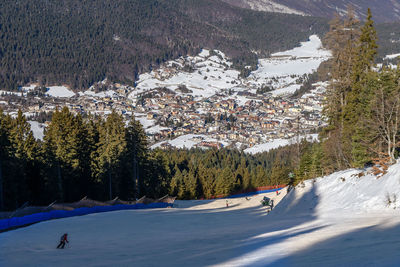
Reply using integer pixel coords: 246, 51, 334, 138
222, 0, 400, 23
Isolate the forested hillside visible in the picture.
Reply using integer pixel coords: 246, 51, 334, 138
0, 0, 328, 90
376, 22, 400, 61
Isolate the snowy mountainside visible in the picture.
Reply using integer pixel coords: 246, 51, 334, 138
222, 0, 400, 23
247, 35, 330, 96
221, 0, 305, 15
129, 49, 241, 101
129, 35, 330, 102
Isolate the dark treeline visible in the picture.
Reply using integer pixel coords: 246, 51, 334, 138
376, 22, 400, 63
0, 0, 328, 90
0, 107, 169, 211
159, 145, 299, 200
0, 107, 299, 211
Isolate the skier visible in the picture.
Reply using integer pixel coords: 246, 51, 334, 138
57, 233, 69, 249
226, 200, 229, 207
276, 189, 279, 195
270, 199, 274, 210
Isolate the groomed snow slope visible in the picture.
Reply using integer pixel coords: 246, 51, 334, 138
3, 162, 400, 266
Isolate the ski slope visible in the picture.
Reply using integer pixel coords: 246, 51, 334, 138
3, 162, 400, 266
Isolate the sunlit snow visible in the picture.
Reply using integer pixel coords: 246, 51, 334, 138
28, 121, 45, 141
3, 162, 400, 266
46, 86, 76, 98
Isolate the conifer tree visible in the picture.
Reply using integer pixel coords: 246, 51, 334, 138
0, 109, 12, 210
126, 118, 148, 198
9, 110, 40, 207
95, 111, 127, 200
169, 167, 182, 197
142, 150, 171, 198
215, 167, 234, 196
323, 7, 361, 169
255, 165, 267, 187
344, 8, 378, 167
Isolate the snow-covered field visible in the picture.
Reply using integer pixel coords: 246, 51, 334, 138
244, 134, 318, 154
247, 35, 331, 96
46, 86, 76, 98
3, 162, 400, 266
151, 134, 229, 149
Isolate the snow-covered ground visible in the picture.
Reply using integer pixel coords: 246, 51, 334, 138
385, 53, 400, 60
128, 35, 330, 103
3, 162, 400, 266
81, 89, 117, 98
244, 134, 318, 154
28, 121, 45, 141
247, 35, 331, 96
129, 49, 240, 102
242, 0, 306, 16
46, 86, 76, 98
151, 134, 229, 149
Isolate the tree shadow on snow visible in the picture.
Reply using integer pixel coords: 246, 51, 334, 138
163, 183, 322, 267
271, 218, 400, 267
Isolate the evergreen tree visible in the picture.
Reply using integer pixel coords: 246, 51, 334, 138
9, 110, 41, 207
343, 8, 378, 167
215, 167, 234, 196
125, 118, 148, 198
169, 166, 182, 197
322, 7, 361, 169
95, 111, 127, 200
44, 107, 96, 201
0, 109, 12, 210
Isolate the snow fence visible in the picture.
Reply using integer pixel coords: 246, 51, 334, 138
0, 202, 171, 231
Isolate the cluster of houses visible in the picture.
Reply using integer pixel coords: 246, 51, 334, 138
0, 81, 326, 149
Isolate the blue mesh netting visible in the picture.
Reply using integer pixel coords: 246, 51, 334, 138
0, 202, 171, 231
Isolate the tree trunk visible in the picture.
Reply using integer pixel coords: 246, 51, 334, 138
57, 161, 63, 202
109, 169, 112, 200
0, 157, 3, 211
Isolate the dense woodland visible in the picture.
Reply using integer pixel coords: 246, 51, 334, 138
1, 1, 399, 91
0, 0, 329, 90
0, 108, 301, 211
296, 9, 400, 181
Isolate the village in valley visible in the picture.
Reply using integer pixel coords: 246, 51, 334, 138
0, 36, 330, 153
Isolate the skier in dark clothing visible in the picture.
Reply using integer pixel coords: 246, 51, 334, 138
57, 233, 69, 249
